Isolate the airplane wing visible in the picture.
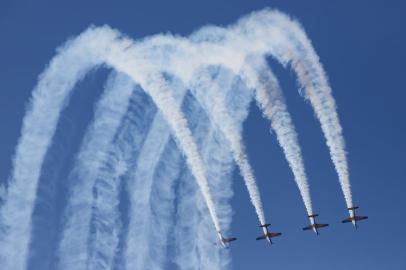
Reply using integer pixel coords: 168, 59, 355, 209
225, 237, 237, 243
256, 235, 267, 240
354, 216, 368, 221
302, 225, 313, 231
315, 224, 329, 228
268, 232, 282, 238
342, 218, 352, 223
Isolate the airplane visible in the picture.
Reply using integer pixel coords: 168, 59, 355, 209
302, 214, 329, 235
216, 231, 237, 248
342, 206, 368, 229
256, 224, 282, 244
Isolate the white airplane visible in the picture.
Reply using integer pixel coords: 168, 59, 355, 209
342, 206, 368, 229
216, 231, 237, 248
256, 224, 282, 244
302, 214, 329, 235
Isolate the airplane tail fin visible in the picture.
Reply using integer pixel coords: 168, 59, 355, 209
348, 206, 359, 210
308, 214, 319, 218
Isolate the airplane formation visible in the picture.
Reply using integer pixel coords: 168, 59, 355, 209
217, 206, 368, 248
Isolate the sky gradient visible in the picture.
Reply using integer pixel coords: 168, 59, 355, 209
0, 0, 405, 269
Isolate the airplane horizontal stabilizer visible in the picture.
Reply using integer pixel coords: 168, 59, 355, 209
260, 223, 271, 228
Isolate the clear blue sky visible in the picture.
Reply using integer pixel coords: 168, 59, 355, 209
0, 0, 405, 269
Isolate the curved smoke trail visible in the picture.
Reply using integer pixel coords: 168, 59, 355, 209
173, 86, 236, 270
0, 9, 351, 269
255, 11, 353, 208
86, 84, 158, 269
123, 78, 186, 270
0, 27, 222, 269
106, 38, 223, 232
241, 57, 313, 215
0, 32, 104, 270
190, 67, 266, 225
56, 72, 134, 270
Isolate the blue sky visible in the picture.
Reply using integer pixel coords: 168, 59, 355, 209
0, 0, 405, 269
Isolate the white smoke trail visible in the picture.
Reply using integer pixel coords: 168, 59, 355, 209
86, 84, 158, 269
241, 57, 313, 215
165, 8, 352, 208
0, 30, 109, 270
193, 75, 251, 270
189, 67, 266, 225
173, 92, 234, 270
123, 78, 187, 270
57, 72, 134, 270
101, 31, 223, 232
0, 9, 351, 268
290, 40, 353, 209
255, 11, 353, 208
145, 139, 183, 270
0, 27, 223, 269
122, 77, 232, 270
87, 150, 126, 270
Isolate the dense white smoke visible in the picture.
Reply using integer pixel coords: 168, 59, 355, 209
85, 81, 156, 269
190, 67, 266, 224
0, 8, 351, 269
241, 57, 313, 215
57, 72, 134, 270
238, 10, 352, 208
123, 78, 187, 269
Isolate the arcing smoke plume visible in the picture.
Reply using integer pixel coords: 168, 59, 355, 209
256, 11, 353, 208
123, 78, 186, 270
190, 67, 266, 225
0, 28, 221, 270
241, 57, 313, 215
0, 8, 352, 269
57, 72, 134, 270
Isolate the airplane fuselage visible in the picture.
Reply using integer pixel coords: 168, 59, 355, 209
342, 206, 367, 229
261, 227, 272, 243
217, 231, 237, 247
217, 232, 227, 247
309, 217, 318, 234
349, 209, 357, 228
256, 224, 281, 243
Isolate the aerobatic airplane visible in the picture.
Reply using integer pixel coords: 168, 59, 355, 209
342, 206, 368, 229
256, 224, 282, 244
303, 214, 329, 235
216, 231, 237, 248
